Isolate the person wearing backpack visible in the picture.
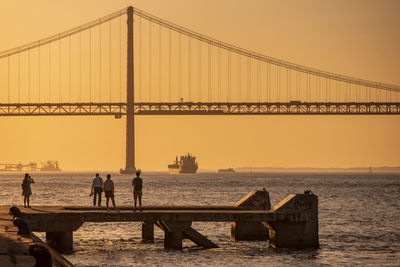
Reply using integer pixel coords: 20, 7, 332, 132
132, 171, 143, 211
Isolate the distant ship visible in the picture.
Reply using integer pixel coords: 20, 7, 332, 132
218, 168, 236, 174
40, 160, 61, 171
168, 154, 198, 174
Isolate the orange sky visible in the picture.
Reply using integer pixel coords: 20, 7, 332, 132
0, 0, 399, 171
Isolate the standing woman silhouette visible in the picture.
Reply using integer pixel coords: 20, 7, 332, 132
22, 173, 35, 208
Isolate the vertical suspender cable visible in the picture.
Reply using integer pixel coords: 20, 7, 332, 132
308, 74, 310, 102
325, 79, 328, 102
168, 29, 171, 102
198, 39, 201, 101
119, 15, 122, 103
296, 71, 299, 100
277, 65, 280, 102
286, 68, 289, 102
188, 37, 191, 101
208, 42, 211, 101
7, 56, 10, 103
18, 50, 20, 102
48, 43, 51, 101
247, 57, 251, 102
228, 50, 231, 102
237, 54, 241, 102
159, 22, 162, 102
99, 20, 102, 102
69, 35, 72, 102
109, 19, 112, 102
178, 32, 181, 99
59, 38, 61, 102
39, 43, 41, 102
267, 63, 271, 101
256, 60, 260, 102
89, 28, 92, 103
149, 20, 152, 101
217, 46, 221, 102
79, 30, 82, 102
28, 49, 31, 102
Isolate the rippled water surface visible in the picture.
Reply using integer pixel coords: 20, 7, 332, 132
1, 172, 399, 266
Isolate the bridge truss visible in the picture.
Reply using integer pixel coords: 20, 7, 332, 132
1, 102, 399, 116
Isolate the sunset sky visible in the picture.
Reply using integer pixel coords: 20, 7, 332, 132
0, 0, 399, 171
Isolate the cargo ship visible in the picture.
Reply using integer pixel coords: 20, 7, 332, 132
168, 154, 198, 174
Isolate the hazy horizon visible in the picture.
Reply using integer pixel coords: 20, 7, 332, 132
0, 0, 399, 171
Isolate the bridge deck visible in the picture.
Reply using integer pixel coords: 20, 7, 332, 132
19, 205, 284, 223
1, 102, 399, 116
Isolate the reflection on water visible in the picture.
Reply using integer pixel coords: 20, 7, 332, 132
1, 172, 399, 266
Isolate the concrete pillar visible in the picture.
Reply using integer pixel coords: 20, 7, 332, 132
231, 221, 269, 241
162, 221, 191, 250
46, 231, 73, 254
268, 193, 319, 248
122, 6, 136, 174
231, 189, 271, 241
142, 221, 154, 243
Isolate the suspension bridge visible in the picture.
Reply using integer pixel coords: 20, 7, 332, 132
1, 6, 399, 173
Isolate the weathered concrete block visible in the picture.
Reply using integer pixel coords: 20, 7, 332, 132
231, 221, 269, 241
268, 193, 319, 248
46, 231, 73, 254
161, 221, 191, 250
231, 189, 271, 241
142, 221, 154, 243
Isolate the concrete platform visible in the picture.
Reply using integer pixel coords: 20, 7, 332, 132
0, 206, 73, 266
6, 192, 319, 253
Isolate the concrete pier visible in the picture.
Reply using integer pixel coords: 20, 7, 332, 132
267, 193, 319, 248
231, 190, 271, 241
142, 221, 155, 243
0, 206, 73, 266
10, 191, 319, 252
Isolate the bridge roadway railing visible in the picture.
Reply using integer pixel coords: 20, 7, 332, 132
0, 102, 399, 116
16, 193, 319, 252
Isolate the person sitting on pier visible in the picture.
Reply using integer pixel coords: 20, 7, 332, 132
22, 173, 35, 208
103, 174, 117, 211
132, 171, 143, 211
91, 173, 103, 206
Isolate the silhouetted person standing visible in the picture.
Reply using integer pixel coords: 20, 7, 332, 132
91, 173, 103, 206
103, 174, 117, 211
22, 173, 35, 208
132, 171, 143, 211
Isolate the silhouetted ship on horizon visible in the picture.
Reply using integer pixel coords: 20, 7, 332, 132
168, 154, 198, 174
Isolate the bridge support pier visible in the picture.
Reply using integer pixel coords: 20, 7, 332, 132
142, 221, 154, 243
45, 231, 73, 254
158, 221, 191, 250
231, 190, 271, 241
267, 193, 319, 248
231, 222, 269, 241
164, 221, 192, 250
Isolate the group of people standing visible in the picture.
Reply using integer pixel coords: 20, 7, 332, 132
90, 171, 143, 211
21, 171, 143, 211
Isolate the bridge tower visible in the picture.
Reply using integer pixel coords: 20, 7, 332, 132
120, 6, 136, 174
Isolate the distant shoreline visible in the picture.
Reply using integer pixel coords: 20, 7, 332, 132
234, 166, 400, 173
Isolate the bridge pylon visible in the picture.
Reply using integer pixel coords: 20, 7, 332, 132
120, 6, 136, 174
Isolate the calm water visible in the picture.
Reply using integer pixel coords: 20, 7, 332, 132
1, 172, 399, 266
